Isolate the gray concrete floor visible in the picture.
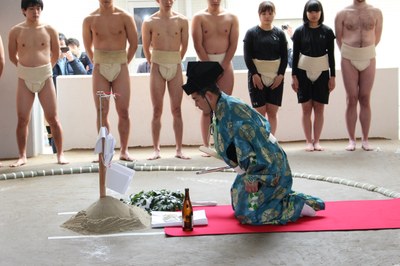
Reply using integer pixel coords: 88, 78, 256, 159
1, 139, 400, 266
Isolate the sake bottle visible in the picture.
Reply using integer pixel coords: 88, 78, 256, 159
182, 188, 193, 231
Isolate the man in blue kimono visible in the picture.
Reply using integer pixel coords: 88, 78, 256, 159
183, 61, 325, 225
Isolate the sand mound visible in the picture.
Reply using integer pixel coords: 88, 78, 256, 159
62, 196, 150, 234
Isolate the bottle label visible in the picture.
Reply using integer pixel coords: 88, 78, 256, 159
182, 214, 193, 231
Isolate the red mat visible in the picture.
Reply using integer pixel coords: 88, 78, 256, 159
164, 199, 400, 237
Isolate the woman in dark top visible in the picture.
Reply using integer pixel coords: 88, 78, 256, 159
291, 0, 336, 151
243, 1, 288, 135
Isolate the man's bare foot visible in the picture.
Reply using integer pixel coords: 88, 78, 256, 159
313, 142, 324, 151
0, 162, 3, 168
119, 152, 136, 162
10, 157, 27, 167
305, 143, 314, 152
361, 141, 374, 151
201, 152, 211, 157
175, 152, 191, 160
147, 151, 161, 160
57, 154, 69, 165
346, 140, 356, 151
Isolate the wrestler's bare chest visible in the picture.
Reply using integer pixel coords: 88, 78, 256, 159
91, 15, 126, 38
150, 17, 183, 45
201, 15, 232, 38
17, 27, 50, 51
344, 9, 376, 31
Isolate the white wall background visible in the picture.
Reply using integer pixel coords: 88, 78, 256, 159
40, 0, 399, 68
0, 0, 399, 159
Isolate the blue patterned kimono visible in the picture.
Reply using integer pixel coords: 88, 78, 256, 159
213, 93, 325, 225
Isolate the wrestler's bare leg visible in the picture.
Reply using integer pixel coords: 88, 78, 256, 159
111, 64, 135, 160
39, 79, 68, 165
200, 64, 234, 155
358, 60, 376, 151
341, 58, 359, 151
218, 63, 234, 96
265, 104, 279, 135
148, 64, 166, 160
92, 65, 112, 162
313, 102, 325, 151
301, 101, 314, 151
167, 65, 190, 160
10, 79, 34, 167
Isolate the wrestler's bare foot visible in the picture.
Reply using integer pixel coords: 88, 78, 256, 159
361, 140, 374, 151
148, 151, 161, 160
346, 140, 356, 151
175, 152, 191, 160
119, 152, 136, 162
201, 152, 211, 157
313, 142, 324, 151
10, 157, 27, 167
57, 154, 69, 165
201, 146, 211, 157
305, 142, 314, 152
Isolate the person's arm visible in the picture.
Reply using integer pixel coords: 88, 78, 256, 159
327, 28, 336, 77
221, 14, 239, 69
0, 35, 5, 76
180, 17, 189, 59
191, 14, 209, 61
327, 28, 336, 92
334, 11, 344, 49
291, 28, 301, 92
8, 27, 19, 67
243, 28, 263, 90
83, 56, 93, 74
243, 28, 258, 75
234, 119, 280, 192
141, 18, 152, 64
271, 30, 288, 90
277, 30, 288, 75
125, 12, 138, 64
374, 8, 383, 46
68, 57, 87, 75
291, 28, 301, 77
48, 26, 60, 67
82, 16, 94, 62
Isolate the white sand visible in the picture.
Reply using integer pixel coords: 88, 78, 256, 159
62, 196, 151, 234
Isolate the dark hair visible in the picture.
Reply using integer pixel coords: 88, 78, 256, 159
66, 38, 80, 47
21, 0, 43, 10
198, 84, 221, 97
258, 1, 275, 15
58, 33, 67, 42
302, 0, 324, 25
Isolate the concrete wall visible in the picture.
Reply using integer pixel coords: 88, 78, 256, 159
56, 68, 399, 151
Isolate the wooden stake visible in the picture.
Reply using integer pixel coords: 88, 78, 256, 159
98, 91, 107, 198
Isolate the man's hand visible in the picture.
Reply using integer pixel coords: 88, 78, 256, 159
244, 180, 259, 193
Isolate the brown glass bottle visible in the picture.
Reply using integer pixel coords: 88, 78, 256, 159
182, 188, 193, 231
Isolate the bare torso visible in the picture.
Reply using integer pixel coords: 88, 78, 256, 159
145, 12, 186, 52
85, 8, 129, 51
195, 10, 235, 54
336, 4, 382, 47
11, 23, 53, 67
